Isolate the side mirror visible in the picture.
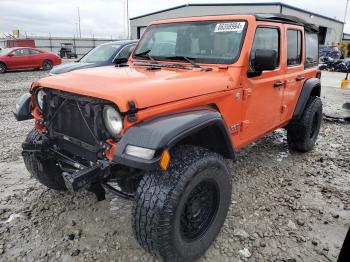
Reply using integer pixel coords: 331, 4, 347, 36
254, 49, 277, 71
7, 53, 14, 57
113, 58, 128, 65
248, 49, 277, 77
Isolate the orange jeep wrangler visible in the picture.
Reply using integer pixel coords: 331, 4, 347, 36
15, 14, 321, 261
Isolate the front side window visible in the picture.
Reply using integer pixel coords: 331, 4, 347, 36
250, 27, 280, 69
287, 30, 302, 66
12, 49, 30, 56
133, 20, 247, 64
305, 32, 318, 69
80, 44, 121, 63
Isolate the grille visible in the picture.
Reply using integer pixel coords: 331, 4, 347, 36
44, 90, 110, 150
51, 100, 98, 145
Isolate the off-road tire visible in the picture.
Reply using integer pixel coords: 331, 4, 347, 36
133, 145, 232, 262
287, 96, 322, 152
22, 129, 67, 191
0, 62, 7, 73
42, 60, 53, 71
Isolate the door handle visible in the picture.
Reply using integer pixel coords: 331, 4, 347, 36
273, 81, 285, 88
296, 76, 305, 81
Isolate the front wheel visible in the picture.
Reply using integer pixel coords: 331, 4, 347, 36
287, 96, 322, 152
133, 145, 232, 261
42, 60, 53, 71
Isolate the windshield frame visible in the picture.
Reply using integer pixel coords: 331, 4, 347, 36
132, 19, 248, 65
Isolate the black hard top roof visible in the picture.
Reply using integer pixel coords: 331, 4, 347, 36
255, 13, 319, 32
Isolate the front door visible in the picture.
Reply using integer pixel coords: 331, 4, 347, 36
240, 24, 285, 143
7, 48, 30, 69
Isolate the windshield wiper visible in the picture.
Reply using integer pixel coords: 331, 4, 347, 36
164, 56, 201, 68
133, 61, 193, 70
133, 49, 158, 64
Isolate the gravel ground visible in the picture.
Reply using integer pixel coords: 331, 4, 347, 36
0, 68, 349, 262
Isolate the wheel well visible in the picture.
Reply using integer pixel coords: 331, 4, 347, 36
310, 84, 321, 97
179, 124, 234, 159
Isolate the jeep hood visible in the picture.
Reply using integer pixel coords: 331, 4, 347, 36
36, 65, 234, 112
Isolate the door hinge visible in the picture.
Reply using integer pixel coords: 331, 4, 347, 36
240, 120, 250, 132
242, 88, 252, 100
281, 105, 287, 113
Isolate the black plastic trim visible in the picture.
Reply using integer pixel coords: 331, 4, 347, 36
113, 108, 235, 170
292, 78, 321, 120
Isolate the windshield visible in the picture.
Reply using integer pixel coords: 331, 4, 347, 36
133, 20, 247, 64
80, 44, 121, 63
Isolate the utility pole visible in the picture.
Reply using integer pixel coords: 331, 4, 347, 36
345, 0, 350, 24
77, 6, 82, 38
126, 0, 130, 39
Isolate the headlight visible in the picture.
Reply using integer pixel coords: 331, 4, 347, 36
103, 105, 123, 136
35, 88, 46, 111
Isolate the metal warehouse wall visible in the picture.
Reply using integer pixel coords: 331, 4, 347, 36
281, 6, 343, 43
1, 37, 120, 56
130, 4, 344, 44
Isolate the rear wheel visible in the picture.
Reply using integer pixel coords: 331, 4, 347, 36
22, 129, 67, 190
287, 96, 322, 152
133, 145, 232, 261
0, 62, 7, 73
42, 60, 53, 71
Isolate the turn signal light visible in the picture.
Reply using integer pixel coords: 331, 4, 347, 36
160, 149, 170, 170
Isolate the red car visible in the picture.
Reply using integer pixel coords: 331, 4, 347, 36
0, 47, 61, 73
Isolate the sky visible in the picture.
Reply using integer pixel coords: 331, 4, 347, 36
0, 0, 349, 38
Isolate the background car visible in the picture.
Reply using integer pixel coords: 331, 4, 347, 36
0, 47, 61, 73
50, 40, 137, 75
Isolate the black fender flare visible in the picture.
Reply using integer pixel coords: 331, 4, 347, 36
292, 78, 321, 120
13, 93, 33, 121
113, 108, 235, 170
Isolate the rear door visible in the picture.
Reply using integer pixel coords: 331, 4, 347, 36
280, 25, 305, 122
28, 49, 43, 68
240, 23, 285, 143
7, 48, 31, 69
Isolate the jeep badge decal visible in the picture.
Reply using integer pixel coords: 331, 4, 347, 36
214, 22, 246, 33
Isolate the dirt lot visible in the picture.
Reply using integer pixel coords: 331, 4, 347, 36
0, 68, 349, 262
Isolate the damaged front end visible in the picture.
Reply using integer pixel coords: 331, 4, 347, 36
19, 88, 141, 200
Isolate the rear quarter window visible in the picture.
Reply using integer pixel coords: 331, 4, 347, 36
305, 32, 319, 69
287, 30, 302, 66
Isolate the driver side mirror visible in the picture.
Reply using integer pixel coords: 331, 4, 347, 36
113, 57, 128, 65
7, 53, 14, 57
248, 49, 277, 78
